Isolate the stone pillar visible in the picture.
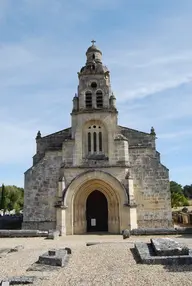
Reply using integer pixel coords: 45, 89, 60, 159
56, 208, 66, 235
73, 95, 79, 111
56, 178, 66, 235
129, 207, 138, 230
92, 92, 97, 108
110, 93, 116, 108
127, 174, 138, 230
58, 178, 65, 197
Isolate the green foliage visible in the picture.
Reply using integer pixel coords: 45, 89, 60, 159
170, 181, 190, 208
183, 184, 192, 199
0, 185, 24, 213
0, 184, 6, 214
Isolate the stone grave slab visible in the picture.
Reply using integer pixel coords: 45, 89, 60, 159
38, 248, 70, 267
151, 238, 189, 256
1, 276, 36, 285
134, 239, 192, 265
1, 281, 9, 286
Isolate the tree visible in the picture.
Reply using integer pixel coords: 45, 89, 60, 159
0, 184, 6, 214
183, 184, 192, 199
170, 181, 189, 208
0, 185, 24, 213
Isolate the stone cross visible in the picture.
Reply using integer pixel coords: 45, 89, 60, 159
91, 40, 96, 45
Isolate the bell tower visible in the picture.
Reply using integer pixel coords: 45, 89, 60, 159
71, 41, 118, 165
72, 40, 117, 114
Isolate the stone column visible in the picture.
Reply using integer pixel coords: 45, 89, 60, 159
92, 92, 97, 108
56, 208, 66, 235
58, 179, 65, 197
56, 178, 66, 235
128, 176, 138, 229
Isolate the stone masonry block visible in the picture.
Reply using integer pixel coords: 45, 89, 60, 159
151, 238, 189, 256
38, 249, 69, 267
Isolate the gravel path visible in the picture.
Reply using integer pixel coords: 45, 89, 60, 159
0, 235, 192, 286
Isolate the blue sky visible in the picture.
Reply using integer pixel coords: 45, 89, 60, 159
0, 0, 192, 187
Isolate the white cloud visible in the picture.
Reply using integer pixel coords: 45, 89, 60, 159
117, 76, 192, 101
0, 117, 61, 164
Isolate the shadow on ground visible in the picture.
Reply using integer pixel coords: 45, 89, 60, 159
75, 232, 119, 236
163, 264, 192, 272
130, 248, 141, 264
175, 234, 192, 239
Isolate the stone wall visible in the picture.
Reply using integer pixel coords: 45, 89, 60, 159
129, 147, 172, 228
33, 128, 71, 165
23, 151, 62, 230
23, 121, 172, 232
120, 126, 155, 148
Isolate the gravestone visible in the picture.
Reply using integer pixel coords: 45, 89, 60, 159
47, 230, 60, 240
151, 238, 189, 256
134, 238, 192, 265
122, 229, 130, 239
38, 248, 71, 267
1, 276, 36, 285
1, 282, 9, 286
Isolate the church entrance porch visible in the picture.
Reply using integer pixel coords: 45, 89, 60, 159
86, 190, 108, 232
62, 170, 131, 235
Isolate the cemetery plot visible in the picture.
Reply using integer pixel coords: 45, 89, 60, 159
134, 238, 192, 265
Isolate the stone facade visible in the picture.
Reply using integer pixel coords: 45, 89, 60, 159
23, 41, 172, 235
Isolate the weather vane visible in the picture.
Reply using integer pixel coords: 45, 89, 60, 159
91, 40, 96, 45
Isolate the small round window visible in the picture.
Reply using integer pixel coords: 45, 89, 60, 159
91, 82, 97, 89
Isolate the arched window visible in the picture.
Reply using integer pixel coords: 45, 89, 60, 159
93, 132, 97, 152
86, 125, 103, 154
85, 92, 92, 108
99, 132, 102, 152
88, 132, 91, 152
96, 91, 103, 108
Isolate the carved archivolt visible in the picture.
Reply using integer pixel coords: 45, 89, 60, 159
64, 170, 127, 234
73, 179, 119, 233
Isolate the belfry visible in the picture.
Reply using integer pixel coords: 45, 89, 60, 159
23, 41, 172, 235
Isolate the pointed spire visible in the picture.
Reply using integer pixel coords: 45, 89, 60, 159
111, 92, 116, 99
36, 131, 41, 140
150, 126, 156, 136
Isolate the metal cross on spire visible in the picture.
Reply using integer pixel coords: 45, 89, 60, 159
91, 40, 96, 45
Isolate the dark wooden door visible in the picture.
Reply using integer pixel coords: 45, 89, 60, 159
86, 190, 108, 232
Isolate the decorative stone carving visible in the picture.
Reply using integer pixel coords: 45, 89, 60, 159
36, 130, 41, 140
150, 126, 156, 136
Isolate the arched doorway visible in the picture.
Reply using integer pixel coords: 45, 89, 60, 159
86, 190, 108, 232
63, 170, 129, 234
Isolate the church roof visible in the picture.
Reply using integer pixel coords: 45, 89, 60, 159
119, 126, 151, 136
119, 126, 154, 147
41, 127, 71, 139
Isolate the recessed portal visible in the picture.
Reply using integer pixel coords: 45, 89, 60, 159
86, 190, 108, 232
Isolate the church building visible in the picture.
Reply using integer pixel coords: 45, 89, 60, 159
23, 41, 172, 235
